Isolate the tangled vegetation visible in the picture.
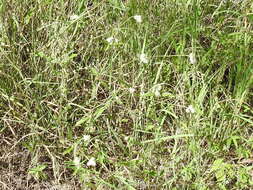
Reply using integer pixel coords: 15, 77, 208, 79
0, 0, 253, 189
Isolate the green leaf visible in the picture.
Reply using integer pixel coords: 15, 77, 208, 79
75, 115, 91, 126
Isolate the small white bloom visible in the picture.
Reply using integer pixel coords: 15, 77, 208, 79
133, 15, 142, 23
189, 52, 197, 64
69, 15, 79, 20
73, 157, 81, 167
154, 90, 161, 97
83, 135, 91, 141
186, 105, 195, 113
139, 53, 148, 63
129, 87, 135, 94
106, 37, 118, 44
106, 37, 114, 44
87, 157, 96, 167
153, 84, 162, 97
124, 136, 129, 141
156, 84, 162, 91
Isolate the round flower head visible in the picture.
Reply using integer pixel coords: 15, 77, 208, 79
189, 52, 197, 64
69, 15, 79, 20
153, 84, 162, 97
186, 105, 195, 113
129, 87, 135, 94
139, 53, 148, 63
133, 15, 142, 23
106, 37, 118, 44
83, 135, 91, 141
87, 157, 96, 167
154, 90, 160, 97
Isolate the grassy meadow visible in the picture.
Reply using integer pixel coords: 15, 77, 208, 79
1, 0, 253, 189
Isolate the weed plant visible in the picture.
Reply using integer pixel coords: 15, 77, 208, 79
0, 0, 253, 189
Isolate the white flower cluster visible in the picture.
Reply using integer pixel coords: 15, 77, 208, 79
86, 157, 96, 167
186, 105, 195, 113
69, 15, 79, 20
133, 15, 142, 23
72, 135, 96, 168
189, 52, 197, 64
106, 37, 119, 44
153, 84, 162, 97
139, 53, 148, 63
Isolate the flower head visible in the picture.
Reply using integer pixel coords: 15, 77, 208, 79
139, 53, 148, 63
83, 135, 91, 141
129, 87, 136, 94
69, 15, 79, 20
124, 136, 129, 141
186, 105, 195, 113
153, 84, 162, 97
189, 52, 197, 64
106, 37, 118, 44
154, 90, 160, 97
87, 157, 96, 167
133, 15, 142, 23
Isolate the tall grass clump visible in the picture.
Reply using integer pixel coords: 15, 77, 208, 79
0, 0, 253, 189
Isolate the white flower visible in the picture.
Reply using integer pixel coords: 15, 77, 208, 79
154, 90, 160, 97
189, 52, 197, 64
153, 84, 162, 97
83, 135, 91, 141
139, 53, 148, 63
129, 87, 135, 94
87, 157, 96, 167
186, 105, 195, 113
69, 15, 79, 20
106, 37, 118, 44
106, 37, 114, 43
73, 157, 81, 167
133, 15, 142, 23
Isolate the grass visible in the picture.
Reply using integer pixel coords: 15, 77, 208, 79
0, 0, 253, 189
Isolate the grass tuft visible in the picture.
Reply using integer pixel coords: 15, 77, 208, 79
1, 0, 253, 189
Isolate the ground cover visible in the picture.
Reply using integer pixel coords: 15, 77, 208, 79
0, 0, 253, 189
